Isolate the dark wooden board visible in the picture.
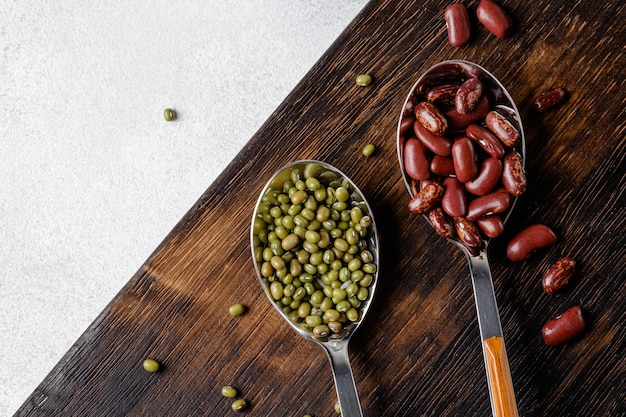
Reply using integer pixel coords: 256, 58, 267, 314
17, 0, 625, 416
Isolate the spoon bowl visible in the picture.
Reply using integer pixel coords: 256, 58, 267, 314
251, 160, 379, 417
397, 60, 525, 417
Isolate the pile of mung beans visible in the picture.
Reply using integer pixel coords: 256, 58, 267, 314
252, 162, 377, 339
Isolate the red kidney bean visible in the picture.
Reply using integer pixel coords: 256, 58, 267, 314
455, 78, 483, 114
466, 123, 505, 159
542, 306, 585, 346
445, 95, 491, 132
454, 216, 483, 253
442, 177, 467, 217
507, 224, 557, 262
476, 0, 513, 39
414, 101, 449, 136
408, 181, 445, 214
466, 189, 510, 220
485, 110, 520, 147
414, 120, 453, 156
502, 149, 527, 196
426, 84, 459, 108
403, 95, 416, 117
477, 215, 504, 238
465, 157, 502, 196
445, 3, 471, 47
428, 207, 455, 238
403, 138, 431, 180
452, 137, 478, 183
400, 116, 416, 135
534, 87, 568, 112
431, 155, 456, 176
543, 257, 576, 294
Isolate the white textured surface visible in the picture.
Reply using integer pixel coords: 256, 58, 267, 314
0, 1, 368, 415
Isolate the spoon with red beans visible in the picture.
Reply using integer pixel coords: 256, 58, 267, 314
397, 60, 526, 417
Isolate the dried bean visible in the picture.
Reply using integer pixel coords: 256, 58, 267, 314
414, 119, 453, 156
507, 224, 557, 262
466, 124, 505, 159
452, 137, 478, 183
403, 138, 431, 180
454, 216, 483, 253
445, 3, 471, 47
476, 0, 513, 38
485, 110, 520, 147
534, 87, 568, 112
477, 215, 504, 238
502, 150, 527, 196
542, 257, 576, 294
431, 155, 456, 176
465, 157, 502, 196
428, 207, 455, 238
426, 84, 459, 107
408, 182, 445, 214
414, 101, 449, 136
466, 189, 510, 221
442, 177, 467, 217
445, 95, 491, 131
542, 306, 585, 346
455, 78, 483, 114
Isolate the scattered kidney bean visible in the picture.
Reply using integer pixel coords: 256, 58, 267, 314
430, 155, 456, 176
502, 149, 527, 196
466, 189, 510, 221
477, 215, 504, 238
426, 84, 459, 107
466, 124, 505, 159
465, 157, 502, 196
445, 3, 471, 47
452, 137, 478, 183
414, 119, 453, 155
408, 181, 445, 214
415, 101, 449, 136
534, 87, 568, 112
428, 207, 455, 238
543, 257, 576, 294
542, 305, 585, 346
442, 177, 467, 217
403, 138, 431, 180
476, 0, 513, 38
455, 78, 483, 114
507, 224, 557, 262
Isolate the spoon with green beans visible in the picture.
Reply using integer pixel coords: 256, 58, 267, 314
251, 160, 379, 417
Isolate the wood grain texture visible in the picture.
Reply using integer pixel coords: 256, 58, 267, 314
16, 0, 625, 416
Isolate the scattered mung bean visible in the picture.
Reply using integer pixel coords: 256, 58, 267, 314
221, 386, 238, 398
142, 358, 160, 373
231, 398, 247, 412
163, 108, 176, 121
362, 143, 376, 157
228, 303, 247, 316
356, 74, 373, 86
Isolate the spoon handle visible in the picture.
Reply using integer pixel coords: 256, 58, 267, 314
324, 340, 364, 417
467, 253, 519, 417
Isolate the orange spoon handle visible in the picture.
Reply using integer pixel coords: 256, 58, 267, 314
484, 336, 519, 417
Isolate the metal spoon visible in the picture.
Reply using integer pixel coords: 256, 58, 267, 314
251, 160, 379, 417
397, 60, 524, 417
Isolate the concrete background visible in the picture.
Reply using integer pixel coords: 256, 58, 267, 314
0, 1, 369, 415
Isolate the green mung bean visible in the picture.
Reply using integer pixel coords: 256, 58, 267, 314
228, 303, 247, 316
